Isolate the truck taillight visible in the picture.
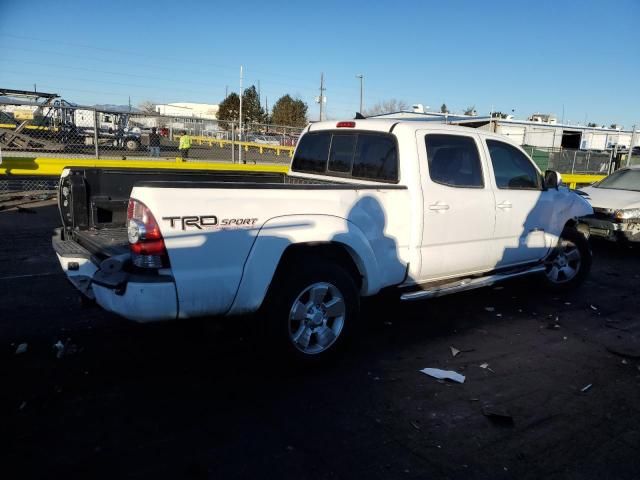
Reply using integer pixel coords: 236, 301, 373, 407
127, 198, 169, 269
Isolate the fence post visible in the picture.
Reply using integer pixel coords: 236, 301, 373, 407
607, 149, 614, 174
571, 151, 577, 174
93, 108, 99, 158
231, 122, 235, 164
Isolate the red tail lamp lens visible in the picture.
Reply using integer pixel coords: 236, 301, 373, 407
127, 198, 169, 268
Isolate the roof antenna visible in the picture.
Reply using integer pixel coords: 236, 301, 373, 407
354, 112, 366, 119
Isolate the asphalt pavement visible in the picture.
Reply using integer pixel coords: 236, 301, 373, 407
1, 202, 639, 479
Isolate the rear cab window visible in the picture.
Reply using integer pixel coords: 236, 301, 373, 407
424, 134, 484, 188
291, 131, 399, 183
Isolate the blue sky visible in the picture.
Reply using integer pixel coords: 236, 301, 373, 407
1, 0, 638, 127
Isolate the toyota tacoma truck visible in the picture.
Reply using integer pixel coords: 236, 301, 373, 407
53, 119, 593, 360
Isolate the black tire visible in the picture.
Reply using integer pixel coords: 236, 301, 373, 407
263, 257, 359, 363
125, 139, 139, 151
543, 227, 592, 291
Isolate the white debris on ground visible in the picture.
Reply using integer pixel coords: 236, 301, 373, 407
479, 363, 495, 373
420, 368, 466, 384
53, 340, 65, 359
15, 343, 28, 354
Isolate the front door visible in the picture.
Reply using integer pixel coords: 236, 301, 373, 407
482, 139, 554, 267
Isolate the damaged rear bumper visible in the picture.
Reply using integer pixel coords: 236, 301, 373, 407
52, 228, 178, 322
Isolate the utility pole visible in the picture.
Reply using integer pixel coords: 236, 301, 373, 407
265, 96, 269, 132
239, 65, 243, 163
628, 124, 636, 166
318, 73, 325, 121
356, 74, 364, 113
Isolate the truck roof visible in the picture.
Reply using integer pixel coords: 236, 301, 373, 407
305, 118, 527, 151
307, 118, 481, 135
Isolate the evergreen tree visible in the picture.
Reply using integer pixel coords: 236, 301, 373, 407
271, 95, 308, 127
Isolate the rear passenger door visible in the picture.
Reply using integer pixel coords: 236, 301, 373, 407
417, 131, 496, 280
483, 139, 553, 266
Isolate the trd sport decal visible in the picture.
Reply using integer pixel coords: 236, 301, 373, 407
162, 216, 258, 230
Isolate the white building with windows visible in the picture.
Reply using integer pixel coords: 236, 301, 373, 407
154, 102, 219, 134
374, 110, 638, 151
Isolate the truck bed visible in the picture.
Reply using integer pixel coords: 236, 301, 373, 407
74, 227, 129, 258
59, 167, 290, 259
58, 166, 394, 264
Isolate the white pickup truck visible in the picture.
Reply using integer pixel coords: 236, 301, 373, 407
54, 119, 593, 360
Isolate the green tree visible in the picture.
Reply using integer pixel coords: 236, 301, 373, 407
217, 85, 266, 128
217, 92, 240, 128
464, 105, 476, 115
440, 103, 449, 113
271, 95, 308, 127
242, 85, 265, 124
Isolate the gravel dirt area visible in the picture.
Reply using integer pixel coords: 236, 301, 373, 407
1, 202, 639, 479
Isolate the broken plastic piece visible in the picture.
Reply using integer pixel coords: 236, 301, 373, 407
420, 368, 465, 384
15, 343, 28, 355
450, 346, 460, 357
482, 405, 514, 425
581, 384, 592, 392
479, 363, 495, 373
53, 340, 65, 359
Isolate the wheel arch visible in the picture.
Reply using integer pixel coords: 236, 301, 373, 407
226, 214, 382, 316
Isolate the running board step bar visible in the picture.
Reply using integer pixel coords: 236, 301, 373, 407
400, 265, 546, 302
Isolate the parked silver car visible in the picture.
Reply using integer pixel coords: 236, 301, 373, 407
579, 167, 640, 243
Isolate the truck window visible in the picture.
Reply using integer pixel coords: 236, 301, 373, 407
353, 134, 398, 182
486, 140, 542, 190
292, 133, 331, 173
292, 132, 398, 182
425, 134, 484, 188
328, 134, 357, 173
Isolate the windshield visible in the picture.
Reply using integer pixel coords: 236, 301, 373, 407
595, 169, 640, 192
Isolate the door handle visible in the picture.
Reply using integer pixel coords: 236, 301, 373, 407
497, 201, 512, 210
428, 202, 450, 211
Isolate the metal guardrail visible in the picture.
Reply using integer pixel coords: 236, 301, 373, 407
0, 156, 289, 177
0, 156, 605, 190
562, 174, 605, 189
183, 135, 295, 157
0, 123, 60, 131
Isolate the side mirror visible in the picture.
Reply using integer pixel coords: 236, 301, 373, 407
544, 170, 562, 190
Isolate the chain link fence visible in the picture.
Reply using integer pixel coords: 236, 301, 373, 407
0, 99, 303, 165
1, 98, 305, 192
522, 146, 613, 174
0, 177, 58, 193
